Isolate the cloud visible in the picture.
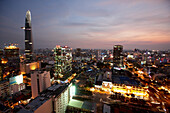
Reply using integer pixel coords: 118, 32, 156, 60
0, 0, 170, 50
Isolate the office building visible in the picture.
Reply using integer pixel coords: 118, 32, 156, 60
75, 48, 81, 57
113, 45, 123, 67
39, 71, 51, 92
31, 71, 38, 99
31, 71, 51, 99
24, 10, 33, 62
4, 45, 19, 58
53, 84, 71, 113
97, 49, 101, 60
4, 45, 20, 70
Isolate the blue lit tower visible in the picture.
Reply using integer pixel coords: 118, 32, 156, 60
24, 10, 33, 61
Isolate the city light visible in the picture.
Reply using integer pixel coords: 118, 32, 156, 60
5, 45, 19, 49
0, 2, 169, 113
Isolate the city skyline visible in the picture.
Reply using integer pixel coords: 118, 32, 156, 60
0, 0, 170, 50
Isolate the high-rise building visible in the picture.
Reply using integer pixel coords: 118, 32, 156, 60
0, 49, 3, 57
24, 10, 33, 62
97, 49, 101, 60
31, 71, 51, 99
31, 71, 38, 99
113, 45, 123, 67
75, 48, 81, 57
39, 71, 51, 92
54, 45, 72, 79
3, 45, 20, 76
4, 45, 20, 68
4, 45, 19, 58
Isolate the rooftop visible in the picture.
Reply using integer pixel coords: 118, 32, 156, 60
4, 45, 19, 49
17, 84, 69, 113
68, 99, 95, 111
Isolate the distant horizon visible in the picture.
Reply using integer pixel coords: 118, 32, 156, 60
2, 44, 168, 51
0, 0, 170, 50
1, 43, 170, 51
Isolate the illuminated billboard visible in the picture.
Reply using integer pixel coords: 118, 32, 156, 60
9, 74, 23, 85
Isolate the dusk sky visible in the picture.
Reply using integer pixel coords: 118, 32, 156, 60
0, 0, 170, 50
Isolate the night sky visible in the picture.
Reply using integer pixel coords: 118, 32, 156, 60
0, 0, 170, 50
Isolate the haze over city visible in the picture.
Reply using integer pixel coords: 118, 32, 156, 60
0, 0, 170, 50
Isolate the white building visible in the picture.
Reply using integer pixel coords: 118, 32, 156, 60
39, 71, 51, 92
9, 74, 25, 95
18, 83, 73, 113
31, 71, 38, 99
54, 84, 71, 113
31, 71, 51, 99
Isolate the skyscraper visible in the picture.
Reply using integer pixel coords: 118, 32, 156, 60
54, 45, 72, 79
4, 45, 20, 74
24, 10, 33, 62
31, 71, 51, 99
113, 45, 123, 67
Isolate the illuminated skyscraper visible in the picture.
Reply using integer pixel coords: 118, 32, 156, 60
24, 10, 33, 62
113, 45, 123, 67
54, 45, 72, 79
